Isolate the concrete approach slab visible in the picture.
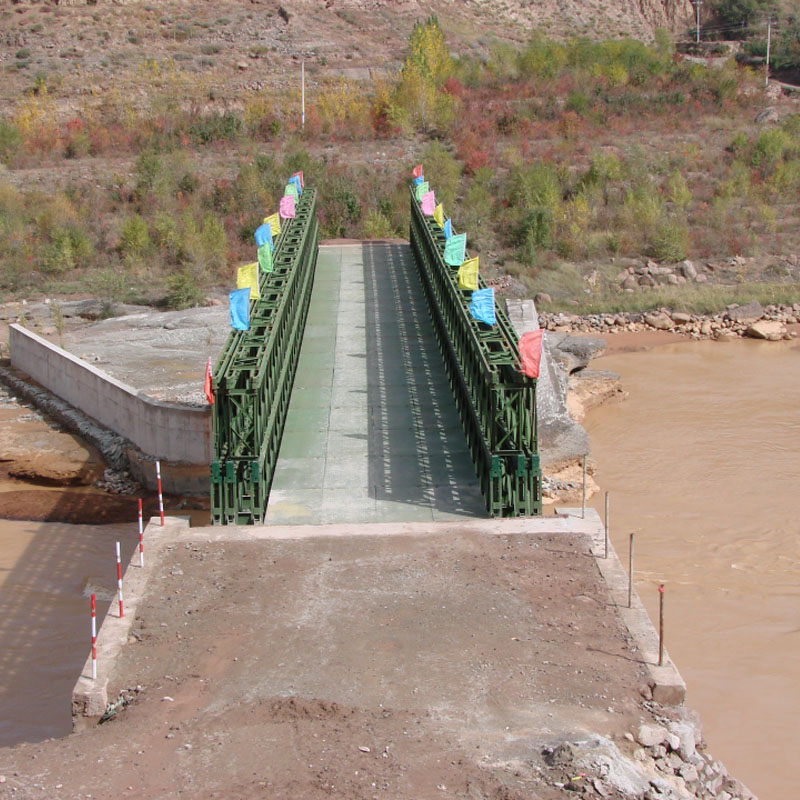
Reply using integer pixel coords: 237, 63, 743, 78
268, 243, 486, 525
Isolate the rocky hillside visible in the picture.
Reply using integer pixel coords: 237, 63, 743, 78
0, 0, 694, 115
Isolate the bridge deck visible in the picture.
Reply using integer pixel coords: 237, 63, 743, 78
266, 242, 486, 524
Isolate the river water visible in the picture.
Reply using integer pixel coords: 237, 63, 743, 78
586, 337, 800, 800
0, 518, 138, 746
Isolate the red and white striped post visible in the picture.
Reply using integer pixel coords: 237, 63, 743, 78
90, 593, 97, 680
115, 541, 124, 618
137, 498, 144, 568
155, 460, 165, 526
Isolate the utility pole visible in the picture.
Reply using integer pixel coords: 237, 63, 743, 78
765, 16, 772, 87
693, 1, 703, 44
301, 59, 305, 129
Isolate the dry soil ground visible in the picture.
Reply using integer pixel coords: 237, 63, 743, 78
0, 527, 656, 800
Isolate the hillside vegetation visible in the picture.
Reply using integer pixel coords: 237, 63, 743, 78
1, 4, 799, 313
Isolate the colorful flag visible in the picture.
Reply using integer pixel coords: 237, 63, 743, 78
237, 261, 260, 300
204, 357, 214, 405
284, 182, 298, 200
420, 191, 435, 216
289, 175, 302, 196
457, 256, 479, 290
264, 213, 281, 237
412, 163, 423, 179
229, 287, 251, 331
444, 233, 466, 267
254, 222, 273, 251
433, 203, 444, 228
519, 330, 544, 378
443, 219, 453, 239
412, 175, 425, 187
257, 242, 273, 273
414, 181, 429, 202
279, 194, 296, 219
469, 288, 495, 326
291, 170, 304, 189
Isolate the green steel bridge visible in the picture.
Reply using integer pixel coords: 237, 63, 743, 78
210, 187, 541, 525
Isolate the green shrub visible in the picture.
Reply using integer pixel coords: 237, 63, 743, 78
0, 120, 22, 165
189, 112, 242, 144
120, 214, 151, 262
40, 230, 75, 275
363, 209, 395, 238
651, 221, 689, 261
420, 141, 461, 210
165, 270, 204, 309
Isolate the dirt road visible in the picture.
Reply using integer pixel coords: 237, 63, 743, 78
0, 528, 654, 800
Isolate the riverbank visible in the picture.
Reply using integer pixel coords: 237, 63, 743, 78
541, 302, 800, 342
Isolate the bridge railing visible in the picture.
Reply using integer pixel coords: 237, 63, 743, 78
409, 188, 541, 516
210, 188, 319, 524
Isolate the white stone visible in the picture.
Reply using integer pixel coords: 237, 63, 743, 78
636, 723, 667, 748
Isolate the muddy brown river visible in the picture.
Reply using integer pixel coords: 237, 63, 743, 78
0, 519, 138, 746
587, 337, 800, 800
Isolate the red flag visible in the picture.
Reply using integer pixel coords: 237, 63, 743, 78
204, 357, 214, 405
291, 170, 304, 189
412, 163, 423, 178
519, 330, 544, 378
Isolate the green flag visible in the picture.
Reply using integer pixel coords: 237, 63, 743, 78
444, 233, 466, 267
414, 181, 429, 202
257, 242, 273, 273
284, 182, 299, 199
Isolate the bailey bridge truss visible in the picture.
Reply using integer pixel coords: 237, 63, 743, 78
408, 189, 542, 517
209, 185, 540, 523
210, 189, 319, 525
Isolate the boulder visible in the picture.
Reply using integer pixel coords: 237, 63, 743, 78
746, 320, 785, 341
621, 275, 638, 291
754, 107, 779, 124
727, 300, 764, 323
643, 312, 673, 330
638, 274, 656, 287
677, 260, 697, 280
670, 312, 692, 324
534, 292, 552, 306
635, 723, 667, 748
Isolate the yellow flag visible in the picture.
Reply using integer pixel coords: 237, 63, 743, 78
457, 256, 479, 291
264, 213, 281, 237
237, 262, 260, 300
433, 203, 444, 228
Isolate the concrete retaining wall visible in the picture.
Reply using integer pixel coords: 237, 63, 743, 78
9, 324, 211, 465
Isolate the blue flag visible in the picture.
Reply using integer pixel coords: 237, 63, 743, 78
254, 223, 273, 250
443, 219, 452, 239
412, 175, 425, 186
469, 288, 496, 326
229, 287, 251, 331
289, 175, 302, 196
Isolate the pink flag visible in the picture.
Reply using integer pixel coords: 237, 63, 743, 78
519, 330, 544, 378
279, 194, 296, 219
203, 357, 214, 405
412, 163, 423, 178
420, 190, 435, 216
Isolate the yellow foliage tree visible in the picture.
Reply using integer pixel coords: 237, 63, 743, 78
390, 15, 454, 133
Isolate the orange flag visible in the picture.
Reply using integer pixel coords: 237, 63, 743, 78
519, 330, 544, 378
204, 357, 214, 405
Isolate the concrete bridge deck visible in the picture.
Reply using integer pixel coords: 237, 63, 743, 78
267, 243, 486, 524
